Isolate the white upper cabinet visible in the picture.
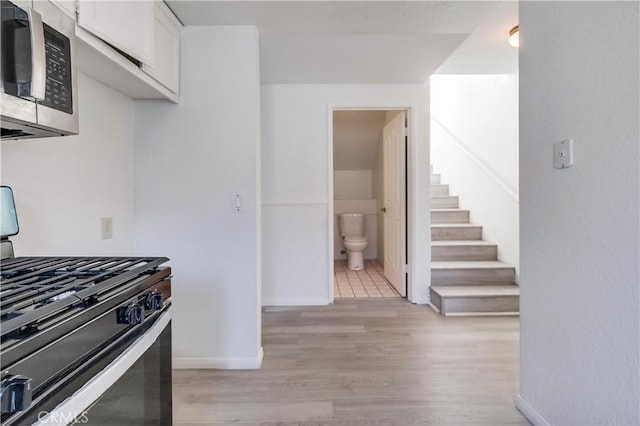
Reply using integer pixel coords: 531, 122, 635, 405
77, 0, 154, 65
142, 1, 182, 94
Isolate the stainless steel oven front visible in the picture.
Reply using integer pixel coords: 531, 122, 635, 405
1, 0, 78, 140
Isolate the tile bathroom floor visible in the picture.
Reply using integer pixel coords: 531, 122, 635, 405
334, 259, 400, 298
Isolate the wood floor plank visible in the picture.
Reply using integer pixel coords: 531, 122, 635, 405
173, 300, 528, 425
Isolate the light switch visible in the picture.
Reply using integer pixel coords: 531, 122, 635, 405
554, 138, 574, 169
233, 194, 242, 212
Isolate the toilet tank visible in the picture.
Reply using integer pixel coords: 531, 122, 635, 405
338, 213, 364, 237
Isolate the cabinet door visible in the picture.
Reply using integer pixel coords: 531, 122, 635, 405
142, 1, 181, 93
77, 0, 154, 65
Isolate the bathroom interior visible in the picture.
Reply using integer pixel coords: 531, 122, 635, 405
333, 110, 402, 299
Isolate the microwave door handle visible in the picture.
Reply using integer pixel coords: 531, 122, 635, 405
26, 7, 46, 101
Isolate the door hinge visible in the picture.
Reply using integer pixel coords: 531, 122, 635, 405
402, 264, 409, 274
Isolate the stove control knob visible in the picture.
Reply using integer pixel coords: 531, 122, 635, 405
0, 375, 32, 414
144, 292, 163, 312
116, 304, 145, 325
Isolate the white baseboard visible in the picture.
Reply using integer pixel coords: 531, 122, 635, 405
174, 347, 264, 370
516, 394, 549, 425
262, 298, 330, 306
409, 293, 430, 305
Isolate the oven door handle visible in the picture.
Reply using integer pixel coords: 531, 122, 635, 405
26, 7, 46, 101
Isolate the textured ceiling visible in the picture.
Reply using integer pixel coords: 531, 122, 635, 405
434, 2, 519, 74
167, 1, 503, 83
167, 1, 500, 34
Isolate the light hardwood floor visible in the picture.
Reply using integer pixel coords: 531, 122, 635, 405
173, 299, 529, 425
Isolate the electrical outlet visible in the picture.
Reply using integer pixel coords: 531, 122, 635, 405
101, 217, 113, 240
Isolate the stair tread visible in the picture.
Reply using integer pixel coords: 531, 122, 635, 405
432, 240, 495, 246
431, 260, 514, 269
431, 285, 519, 297
431, 223, 480, 228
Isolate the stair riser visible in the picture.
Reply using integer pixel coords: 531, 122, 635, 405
437, 294, 520, 315
431, 268, 515, 286
431, 210, 469, 224
430, 174, 441, 184
431, 197, 458, 209
431, 185, 449, 196
430, 290, 443, 312
432, 245, 497, 261
431, 226, 482, 241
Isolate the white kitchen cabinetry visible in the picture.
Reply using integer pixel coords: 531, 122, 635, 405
64, 0, 180, 103
142, 1, 182, 94
77, 0, 154, 66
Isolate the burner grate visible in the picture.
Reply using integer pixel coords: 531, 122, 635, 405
1, 257, 168, 337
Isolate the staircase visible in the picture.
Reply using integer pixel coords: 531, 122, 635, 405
429, 166, 519, 316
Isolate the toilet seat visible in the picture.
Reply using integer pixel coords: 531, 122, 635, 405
344, 235, 367, 243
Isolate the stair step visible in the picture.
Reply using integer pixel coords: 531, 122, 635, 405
431, 184, 449, 196
431, 240, 497, 261
430, 285, 520, 316
431, 261, 515, 286
431, 209, 469, 224
431, 224, 482, 241
430, 174, 441, 184
431, 195, 458, 208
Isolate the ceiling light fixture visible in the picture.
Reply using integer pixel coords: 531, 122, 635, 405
508, 25, 519, 48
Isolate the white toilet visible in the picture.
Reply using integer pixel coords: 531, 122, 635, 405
338, 213, 368, 270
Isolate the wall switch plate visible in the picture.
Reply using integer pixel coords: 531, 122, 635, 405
101, 217, 113, 240
554, 138, 574, 169
233, 193, 243, 212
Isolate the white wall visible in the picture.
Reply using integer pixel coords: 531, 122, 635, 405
262, 84, 430, 305
134, 26, 262, 369
518, 2, 639, 425
333, 170, 372, 200
0, 73, 136, 256
430, 73, 519, 278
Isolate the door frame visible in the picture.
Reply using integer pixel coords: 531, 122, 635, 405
328, 105, 413, 302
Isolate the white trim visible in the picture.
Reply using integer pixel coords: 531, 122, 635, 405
445, 311, 520, 317
174, 347, 264, 370
431, 116, 519, 203
262, 200, 329, 207
327, 107, 335, 303
516, 394, 550, 426
262, 298, 331, 306
34, 308, 172, 426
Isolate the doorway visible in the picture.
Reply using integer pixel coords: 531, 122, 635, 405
329, 109, 408, 300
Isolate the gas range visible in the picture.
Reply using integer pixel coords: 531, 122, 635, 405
1, 257, 173, 425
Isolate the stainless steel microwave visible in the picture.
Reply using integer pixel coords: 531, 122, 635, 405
1, 0, 78, 140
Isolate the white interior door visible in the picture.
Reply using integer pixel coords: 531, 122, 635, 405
383, 111, 407, 297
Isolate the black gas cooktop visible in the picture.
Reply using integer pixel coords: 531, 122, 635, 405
1, 256, 168, 336
0, 256, 172, 425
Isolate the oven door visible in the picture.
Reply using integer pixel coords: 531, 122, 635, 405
30, 307, 172, 426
